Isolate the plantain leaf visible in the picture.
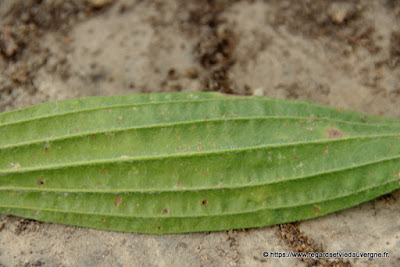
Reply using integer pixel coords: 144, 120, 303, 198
0, 92, 399, 234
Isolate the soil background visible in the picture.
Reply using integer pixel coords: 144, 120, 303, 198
0, 0, 400, 266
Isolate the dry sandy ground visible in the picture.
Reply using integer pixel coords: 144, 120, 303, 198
0, 0, 400, 266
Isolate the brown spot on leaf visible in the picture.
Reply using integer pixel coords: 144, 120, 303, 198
37, 178, 45, 185
325, 127, 346, 139
197, 146, 203, 152
114, 195, 122, 207
201, 200, 208, 206
162, 208, 169, 214
44, 147, 50, 152
102, 168, 108, 173
314, 206, 320, 215
360, 115, 367, 122
90, 134, 97, 139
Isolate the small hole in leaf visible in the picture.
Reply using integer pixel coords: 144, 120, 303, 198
201, 200, 208, 206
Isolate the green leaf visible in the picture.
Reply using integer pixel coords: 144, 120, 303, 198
0, 92, 399, 234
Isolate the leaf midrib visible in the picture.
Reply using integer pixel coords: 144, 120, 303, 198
1, 132, 399, 173
1, 153, 399, 193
